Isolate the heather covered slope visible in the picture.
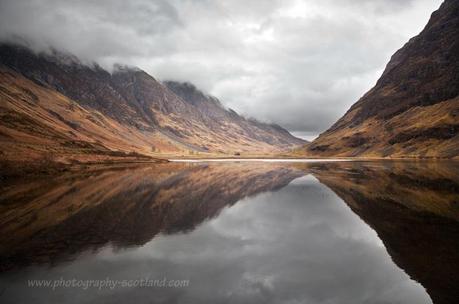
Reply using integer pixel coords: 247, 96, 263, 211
0, 44, 305, 163
0, 66, 179, 164
306, 0, 459, 159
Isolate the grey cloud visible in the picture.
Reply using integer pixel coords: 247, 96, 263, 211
0, 0, 443, 137
0, 0, 182, 60
333, 0, 416, 13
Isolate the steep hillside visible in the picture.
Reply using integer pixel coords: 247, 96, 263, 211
307, 0, 459, 158
0, 44, 305, 164
0, 66, 178, 165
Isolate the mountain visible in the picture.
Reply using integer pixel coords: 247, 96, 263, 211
306, 0, 459, 159
0, 44, 305, 164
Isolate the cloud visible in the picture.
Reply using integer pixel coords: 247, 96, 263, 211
0, 0, 443, 136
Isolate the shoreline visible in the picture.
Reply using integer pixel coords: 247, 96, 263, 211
1, 156, 458, 180
168, 158, 355, 163
167, 156, 459, 162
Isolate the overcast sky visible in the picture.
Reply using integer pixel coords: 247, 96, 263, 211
0, 0, 443, 140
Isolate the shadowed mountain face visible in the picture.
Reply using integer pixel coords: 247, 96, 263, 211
307, 0, 459, 158
0, 161, 458, 304
0, 44, 304, 163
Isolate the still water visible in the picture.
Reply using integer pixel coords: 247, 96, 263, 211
0, 161, 458, 303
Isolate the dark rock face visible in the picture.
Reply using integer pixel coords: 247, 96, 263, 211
0, 44, 305, 156
308, 0, 459, 158
388, 124, 459, 145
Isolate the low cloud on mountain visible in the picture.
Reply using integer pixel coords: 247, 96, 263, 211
0, 0, 442, 138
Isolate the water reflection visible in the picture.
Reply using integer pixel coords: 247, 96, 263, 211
0, 163, 303, 270
309, 161, 459, 304
0, 161, 458, 303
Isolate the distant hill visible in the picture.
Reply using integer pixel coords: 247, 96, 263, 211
0, 44, 305, 163
305, 0, 459, 159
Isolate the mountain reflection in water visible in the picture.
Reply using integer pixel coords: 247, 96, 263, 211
0, 161, 458, 304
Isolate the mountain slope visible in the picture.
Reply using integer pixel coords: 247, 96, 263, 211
165, 81, 304, 149
0, 66, 179, 164
307, 0, 459, 158
0, 44, 305, 163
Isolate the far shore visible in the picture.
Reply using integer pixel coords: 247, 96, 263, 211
166, 155, 459, 162
1, 155, 458, 183
169, 158, 354, 163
